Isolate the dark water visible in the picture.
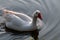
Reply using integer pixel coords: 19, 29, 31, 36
0, 0, 60, 40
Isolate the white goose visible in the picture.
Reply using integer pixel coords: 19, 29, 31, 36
2, 9, 42, 31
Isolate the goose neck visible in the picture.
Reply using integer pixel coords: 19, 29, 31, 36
32, 16, 37, 26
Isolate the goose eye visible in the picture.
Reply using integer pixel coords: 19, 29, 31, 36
36, 12, 38, 15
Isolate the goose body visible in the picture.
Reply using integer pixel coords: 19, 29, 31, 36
2, 9, 42, 31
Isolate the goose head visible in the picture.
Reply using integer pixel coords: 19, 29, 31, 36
32, 10, 42, 27
33, 10, 42, 20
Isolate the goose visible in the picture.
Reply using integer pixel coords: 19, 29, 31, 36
2, 9, 43, 31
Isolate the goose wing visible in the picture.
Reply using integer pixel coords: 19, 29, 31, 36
2, 9, 32, 22
4, 14, 27, 26
4, 14, 31, 31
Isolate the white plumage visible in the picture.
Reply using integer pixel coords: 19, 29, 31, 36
2, 9, 43, 31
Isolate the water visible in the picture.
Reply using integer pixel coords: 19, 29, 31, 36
0, 0, 60, 40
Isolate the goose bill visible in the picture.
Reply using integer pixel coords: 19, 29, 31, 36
37, 13, 42, 20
